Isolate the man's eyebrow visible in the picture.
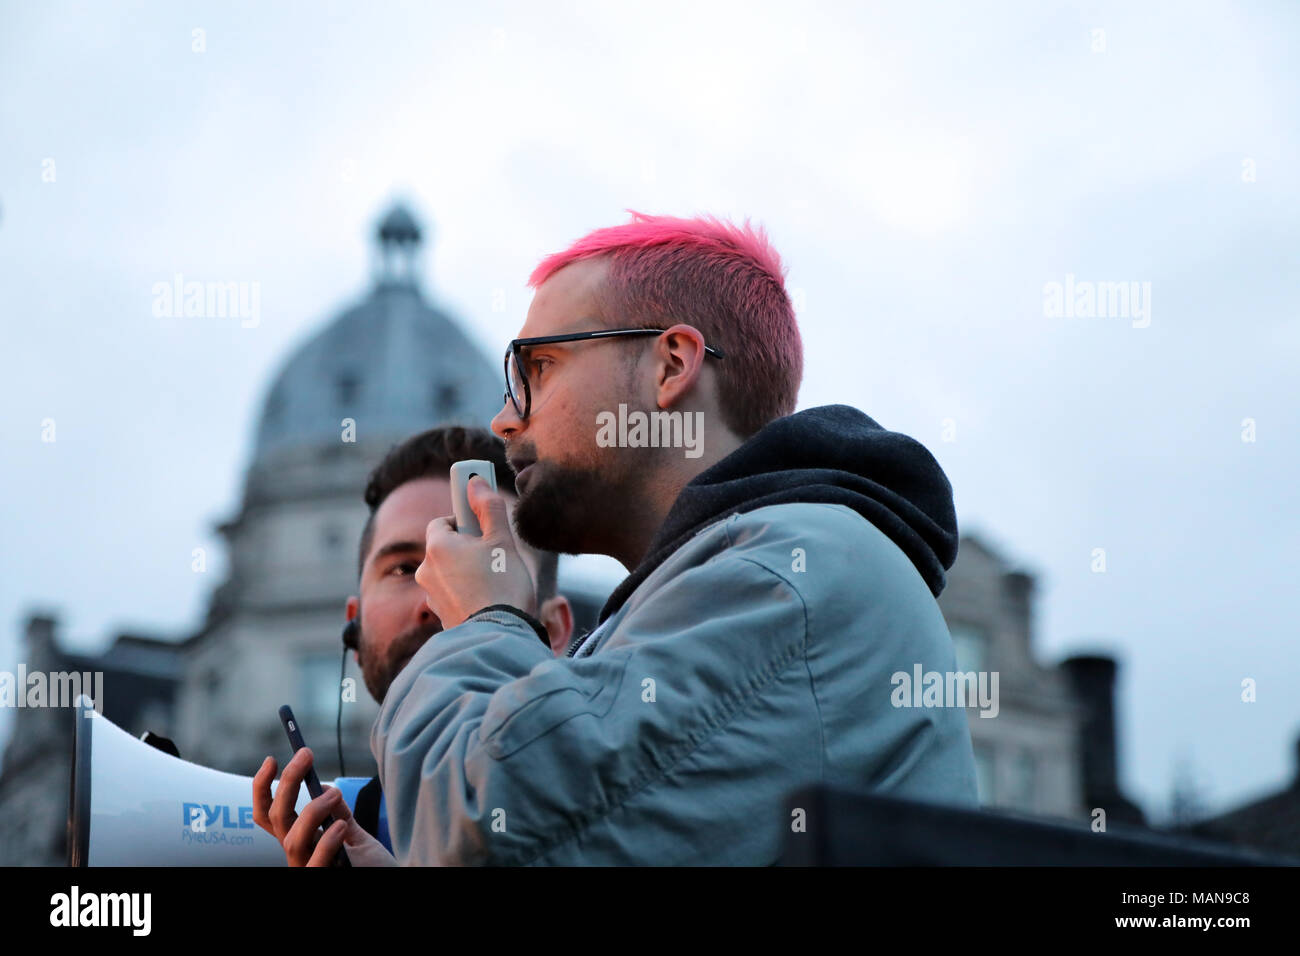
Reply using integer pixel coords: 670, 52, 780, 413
369, 541, 424, 565
554, 318, 602, 335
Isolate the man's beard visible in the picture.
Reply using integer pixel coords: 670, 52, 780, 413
512, 456, 639, 557
360, 621, 441, 704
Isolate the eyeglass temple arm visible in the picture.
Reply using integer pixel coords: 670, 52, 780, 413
511, 330, 724, 358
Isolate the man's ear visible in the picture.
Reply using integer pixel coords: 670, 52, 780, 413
345, 595, 361, 660
653, 323, 708, 409
539, 595, 575, 656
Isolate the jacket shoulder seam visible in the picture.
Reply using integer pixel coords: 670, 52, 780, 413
733, 553, 825, 785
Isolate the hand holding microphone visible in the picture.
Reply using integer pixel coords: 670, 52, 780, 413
413, 460, 537, 629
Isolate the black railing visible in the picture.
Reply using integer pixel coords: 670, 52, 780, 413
780, 784, 1300, 866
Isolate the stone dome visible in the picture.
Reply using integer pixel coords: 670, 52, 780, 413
251, 204, 504, 464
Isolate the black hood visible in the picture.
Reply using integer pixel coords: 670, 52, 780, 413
598, 404, 959, 624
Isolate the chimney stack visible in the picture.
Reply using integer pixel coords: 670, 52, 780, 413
1061, 654, 1146, 826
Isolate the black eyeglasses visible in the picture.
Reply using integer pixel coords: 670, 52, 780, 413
503, 327, 725, 421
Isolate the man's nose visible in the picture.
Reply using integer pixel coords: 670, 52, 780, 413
491, 397, 522, 440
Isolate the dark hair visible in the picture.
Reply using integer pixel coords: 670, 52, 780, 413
357, 426, 557, 598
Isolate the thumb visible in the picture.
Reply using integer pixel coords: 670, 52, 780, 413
468, 475, 510, 538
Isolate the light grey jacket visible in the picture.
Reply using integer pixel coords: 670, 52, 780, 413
371, 500, 979, 865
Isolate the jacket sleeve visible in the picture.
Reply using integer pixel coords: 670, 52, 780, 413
370, 549, 808, 865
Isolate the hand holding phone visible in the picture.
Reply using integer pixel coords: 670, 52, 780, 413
278, 704, 351, 867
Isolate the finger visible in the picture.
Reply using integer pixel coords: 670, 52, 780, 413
327, 785, 355, 824
301, 786, 346, 834
426, 515, 456, 541
308, 820, 349, 868
284, 788, 342, 866
468, 476, 510, 538
252, 756, 277, 834
269, 747, 313, 839
421, 517, 459, 558
282, 817, 321, 867
416, 519, 457, 591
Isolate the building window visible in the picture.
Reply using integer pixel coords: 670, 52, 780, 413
434, 383, 460, 415
1008, 749, 1037, 812
973, 742, 995, 807
200, 670, 221, 718
336, 372, 359, 407
299, 653, 342, 724
949, 621, 989, 674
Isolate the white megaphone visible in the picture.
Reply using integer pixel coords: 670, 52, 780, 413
68, 696, 387, 866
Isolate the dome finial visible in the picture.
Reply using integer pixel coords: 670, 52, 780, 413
377, 203, 422, 246
374, 202, 424, 287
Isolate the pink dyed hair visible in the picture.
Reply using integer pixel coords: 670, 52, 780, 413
527, 210, 802, 438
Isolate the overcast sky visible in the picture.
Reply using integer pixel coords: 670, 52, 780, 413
2, 1, 1297, 824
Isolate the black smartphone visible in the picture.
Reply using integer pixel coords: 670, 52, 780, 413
278, 704, 352, 867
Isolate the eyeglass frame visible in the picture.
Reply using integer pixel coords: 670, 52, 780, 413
502, 326, 726, 421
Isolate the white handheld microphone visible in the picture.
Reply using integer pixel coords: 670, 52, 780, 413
449, 460, 497, 536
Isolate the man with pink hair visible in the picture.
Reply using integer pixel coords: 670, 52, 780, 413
351, 211, 977, 864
